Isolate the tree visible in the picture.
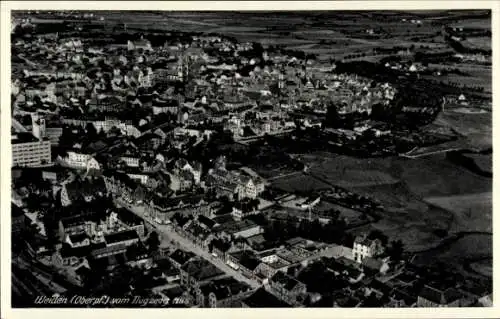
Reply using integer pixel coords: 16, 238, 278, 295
146, 231, 160, 252
388, 239, 404, 262
368, 229, 388, 246
325, 102, 340, 128
85, 122, 98, 140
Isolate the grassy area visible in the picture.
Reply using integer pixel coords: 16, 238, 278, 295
270, 173, 330, 193
466, 153, 492, 173
424, 192, 492, 233
462, 36, 491, 51
307, 154, 400, 188
469, 259, 492, 277
413, 233, 492, 275
433, 111, 492, 148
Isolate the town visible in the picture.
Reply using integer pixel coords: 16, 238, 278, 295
10, 10, 492, 308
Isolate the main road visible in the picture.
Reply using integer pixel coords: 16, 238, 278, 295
115, 198, 261, 289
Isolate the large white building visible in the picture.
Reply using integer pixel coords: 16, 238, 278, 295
352, 235, 384, 263
11, 133, 51, 167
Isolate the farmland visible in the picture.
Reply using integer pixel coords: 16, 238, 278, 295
412, 233, 492, 278
424, 192, 492, 233
432, 110, 492, 149
270, 172, 331, 193
294, 150, 492, 252
306, 154, 400, 188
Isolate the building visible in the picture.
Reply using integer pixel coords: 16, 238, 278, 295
352, 235, 384, 263
60, 177, 106, 206
180, 258, 225, 290
268, 271, 307, 306
216, 219, 264, 241
242, 287, 291, 308
11, 132, 51, 167
104, 229, 140, 247
128, 36, 153, 52
195, 277, 252, 308
417, 285, 464, 307
62, 150, 100, 171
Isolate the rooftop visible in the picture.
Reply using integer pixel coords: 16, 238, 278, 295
243, 287, 291, 308
104, 229, 139, 245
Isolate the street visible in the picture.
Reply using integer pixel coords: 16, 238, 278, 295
115, 198, 261, 289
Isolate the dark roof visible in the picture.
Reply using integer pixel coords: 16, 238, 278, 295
11, 132, 42, 144
60, 245, 91, 258
419, 285, 463, 305
362, 257, 385, 271
169, 249, 195, 266
64, 177, 106, 201
243, 288, 291, 308
239, 254, 261, 271
270, 271, 303, 291
181, 258, 224, 281
69, 233, 89, 243
215, 219, 259, 235
212, 214, 235, 225
116, 208, 144, 226
152, 194, 207, 211
198, 215, 216, 229
104, 229, 139, 245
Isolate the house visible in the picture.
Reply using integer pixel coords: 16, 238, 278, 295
62, 150, 101, 171
242, 287, 291, 308
183, 221, 214, 248
362, 257, 390, 275
146, 195, 210, 223
195, 277, 252, 308
215, 219, 264, 241
52, 244, 91, 268
104, 229, 140, 247
268, 271, 307, 306
226, 250, 261, 279
102, 169, 145, 198
65, 233, 91, 248
128, 37, 153, 52
254, 255, 290, 280
60, 177, 106, 206
169, 249, 196, 269
180, 258, 225, 290
116, 208, 146, 238
206, 168, 260, 200
352, 234, 384, 263
324, 257, 364, 283
417, 285, 464, 307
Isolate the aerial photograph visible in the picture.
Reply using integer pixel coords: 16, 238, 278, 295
9, 9, 492, 308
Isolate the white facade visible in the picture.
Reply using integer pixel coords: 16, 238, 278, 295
11, 138, 51, 167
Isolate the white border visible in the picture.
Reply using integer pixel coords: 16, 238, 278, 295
1, 1, 499, 319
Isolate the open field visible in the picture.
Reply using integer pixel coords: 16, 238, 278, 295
424, 192, 492, 233
462, 36, 491, 51
314, 200, 364, 222
396, 154, 492, 198
433, 111, 492, 149
270, 172, 331, 193
469, 258, 493, 277
412, 233, 492, 277
422, 73, 492, 94
307, 154, 400, 188
449, 18, 491, 29
298, 152, 493, 252
466, 153, 492, 174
